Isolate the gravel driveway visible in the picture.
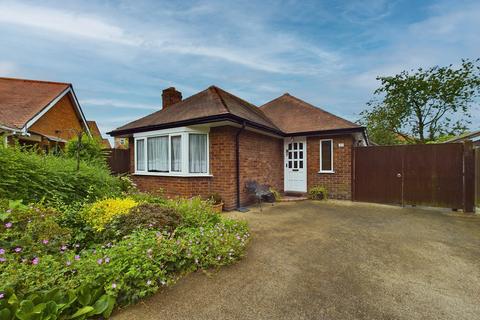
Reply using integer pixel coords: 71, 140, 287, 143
114, 201, 480, 320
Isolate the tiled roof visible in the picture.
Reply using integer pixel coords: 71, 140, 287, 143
87, 120, 111, 148
111, 86, 280, 134
260, 93, 361, 134
0, 77, 70, 129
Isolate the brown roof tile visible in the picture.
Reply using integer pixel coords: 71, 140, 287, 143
260, 93, 361, 134
112, 86, 280, 134
0, 77, 70, 129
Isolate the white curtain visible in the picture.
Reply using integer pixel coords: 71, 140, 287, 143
189, 134, 207, 173
136, 139, 145, 171
171, 136, 182, 172
148, 136, 168, 172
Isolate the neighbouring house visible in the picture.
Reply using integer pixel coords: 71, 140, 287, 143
0, 77, 92, 151
87, 120, 111, 149
114, 137, 129, 149
108, 86, 367, 210
444, 130, 480, 147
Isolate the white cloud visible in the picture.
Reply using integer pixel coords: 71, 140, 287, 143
0, 2, 141, 46
0, 1, 342, 75
81, 98, 158, 110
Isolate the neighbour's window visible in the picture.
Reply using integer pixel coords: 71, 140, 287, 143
320, 139, 333, 173
136, 139, 145, 171
171, 135, 182, 172
148, 136, 168, 172
189, 134, 207, 173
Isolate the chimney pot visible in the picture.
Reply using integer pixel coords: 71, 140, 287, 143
162, 87, 182, 109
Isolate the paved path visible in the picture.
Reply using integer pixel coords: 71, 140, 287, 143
114, 201, 480, 320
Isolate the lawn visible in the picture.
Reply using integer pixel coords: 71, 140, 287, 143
0, 145, 250, 319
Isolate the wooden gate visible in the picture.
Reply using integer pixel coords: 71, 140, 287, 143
353, 142, 475, 212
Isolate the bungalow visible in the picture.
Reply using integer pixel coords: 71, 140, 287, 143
0, 77, 106, 151
108, 86, 367, 210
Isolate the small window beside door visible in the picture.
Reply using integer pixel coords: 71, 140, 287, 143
319, 139, 334, 173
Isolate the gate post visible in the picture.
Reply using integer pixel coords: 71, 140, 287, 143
463, 141, 475, 213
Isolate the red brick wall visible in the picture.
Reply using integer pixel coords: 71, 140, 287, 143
307, 135, 353, 200
239, 130, 283, 205
29, 94, 85, 141
128, 126, 283, 210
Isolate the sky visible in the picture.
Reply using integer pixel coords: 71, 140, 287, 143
0, 0, 479, 141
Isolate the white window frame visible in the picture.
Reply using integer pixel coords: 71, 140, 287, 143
135, 138, 146, 172
319, 139, 334, 173
133, 127, 211, 177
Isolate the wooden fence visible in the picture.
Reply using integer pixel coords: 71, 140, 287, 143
353, 142, 476, 213
476, 147, 479, 207
104, 148, 130, 175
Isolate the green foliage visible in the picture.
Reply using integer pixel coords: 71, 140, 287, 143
65, 133, 107, 168
309, 186, 328, 200
360, 58, 480, 144
167, 197, 221, 227
0, 194, 251, 319
0, 146, 123, 205
104, 203, 182, 241
206, 193, 222, 205
82, 198, 138, 232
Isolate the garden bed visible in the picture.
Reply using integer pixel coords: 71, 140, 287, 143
0, 146, 250, 319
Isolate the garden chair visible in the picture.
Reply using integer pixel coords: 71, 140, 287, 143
245, 180, 275, 211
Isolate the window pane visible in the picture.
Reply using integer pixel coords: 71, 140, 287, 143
321, 140, 332, 171
189, 134, 207, 173
136, 139, 145, 171
299, 151, 303, 159
299, 161, 303, 169
171, 136, 182, 172
288, 161, 292, 168
148, 136, 168, 172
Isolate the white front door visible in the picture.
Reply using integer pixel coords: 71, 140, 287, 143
284, 137, 307, 192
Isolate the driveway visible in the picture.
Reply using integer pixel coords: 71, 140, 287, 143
114, 201, 480, 320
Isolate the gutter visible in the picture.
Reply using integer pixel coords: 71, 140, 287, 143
235, 122, 246, 209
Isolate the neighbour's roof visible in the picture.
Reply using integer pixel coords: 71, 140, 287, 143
87, 120, 111, 148
0, 77, 71, 130
444, 129, 480, 143
259, 93, 361, 134
112, 85, 280, 134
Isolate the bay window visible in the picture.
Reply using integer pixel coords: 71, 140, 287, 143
134, 127, 209, 176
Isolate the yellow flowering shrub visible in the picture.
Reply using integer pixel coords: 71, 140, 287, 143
84, 197, 138, 231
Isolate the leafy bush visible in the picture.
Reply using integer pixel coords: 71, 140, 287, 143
309, 186, 328, 200
0, 193, 250, 319
104, 203, 182, 240
0, 146, 123, 205
83, 198, 138, 231
0, 201, 71, 257
167, 197, 221, 227
65, 133, 107, 167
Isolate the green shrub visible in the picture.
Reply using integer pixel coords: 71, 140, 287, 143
0, 194, 251, 319
82, 198, 138, 232
167, 197, 221, 227
0, 202, 71, 258
0, 146, 123, 205
309, 186, 328, 200
65, 133, 107, 167
104, 203, 182, 240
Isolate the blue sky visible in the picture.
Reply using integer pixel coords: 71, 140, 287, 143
0, 0, 479, 140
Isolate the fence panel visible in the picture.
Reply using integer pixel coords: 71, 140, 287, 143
105, 148, 130, 174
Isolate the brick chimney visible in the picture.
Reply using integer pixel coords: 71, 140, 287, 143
162, 87, 182, 109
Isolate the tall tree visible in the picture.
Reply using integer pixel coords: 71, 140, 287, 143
360, 59, 480, 144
